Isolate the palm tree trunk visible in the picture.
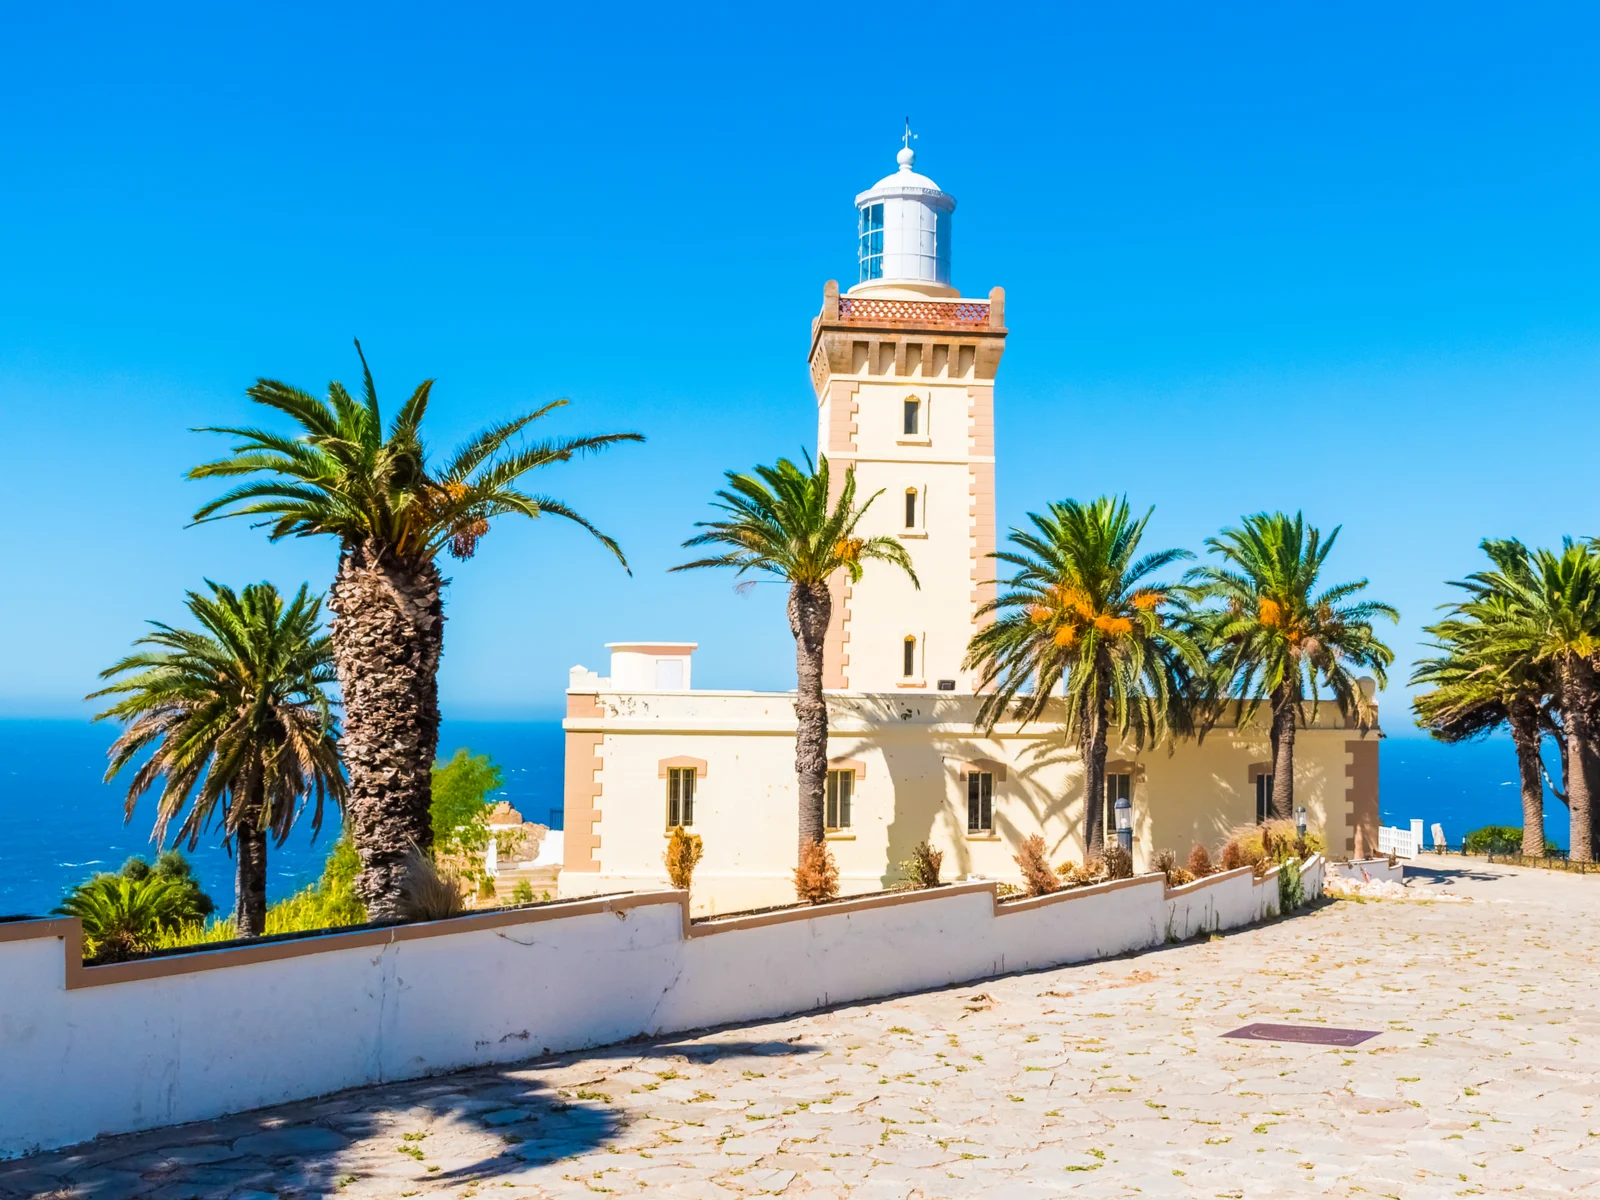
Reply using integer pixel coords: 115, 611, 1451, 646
1508, 696, 1545, 858
1083, 709, 1109, 858
1270, 685, 1296, 822
1562, 657, 1597, 862
790, 581, 832, 856
234, 817, 268, 937
328, 540, 445, 919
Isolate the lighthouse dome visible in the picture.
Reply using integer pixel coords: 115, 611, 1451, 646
851, 138, 957, 297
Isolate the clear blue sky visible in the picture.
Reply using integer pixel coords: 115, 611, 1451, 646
3, 3, 1597, 724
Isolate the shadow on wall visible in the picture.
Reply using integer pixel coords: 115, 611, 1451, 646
874, 727, 1080, 885
0, 1039, 822, 1191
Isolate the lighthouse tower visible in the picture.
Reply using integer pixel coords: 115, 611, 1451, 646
809, 135, 1007, 693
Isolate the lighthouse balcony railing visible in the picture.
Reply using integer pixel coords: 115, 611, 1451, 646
833, 295, 994, 330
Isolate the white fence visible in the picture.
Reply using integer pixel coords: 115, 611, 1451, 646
0, 856, 1321, 1160
1377, 818, 1426, 859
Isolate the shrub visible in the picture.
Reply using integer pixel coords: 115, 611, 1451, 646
664, 826, 704, 891
794, 839, 840, 904
261, 837, 365, 932
146, 839, 368, 951
1014, 835, 1060, 897
1260, 819, 1305, 863
1152, 848, 1179, 885
1186, 843, 1214, 878
1463, 825, 1523, 855
398, 847, 466, 922
1220, 838, 1246, 872
510, 880, 535, 904
1153, 849, 1197, 887
901, 840, 943, 889
1104, 844, 1133, 880
1277, 859, 1305, 912
1221, 824, 1304, 876
56, 873, 205, 962
115, 851, 215, 920
1082, 852, 1106, 881
431, 747, 504, 889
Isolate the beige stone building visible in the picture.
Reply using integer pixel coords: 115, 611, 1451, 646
559, 138, 1379, 915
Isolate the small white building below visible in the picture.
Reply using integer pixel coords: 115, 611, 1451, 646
558, 138, 1380, 915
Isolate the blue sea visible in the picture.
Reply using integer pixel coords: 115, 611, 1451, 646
0, 719, 1563, 918
0, 718, 565, 919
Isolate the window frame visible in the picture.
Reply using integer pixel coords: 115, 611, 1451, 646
666, 766, 696, 828
1255, 772, 1274, 824
903, 397, 920, 436
858, 203, 884, 282
902, 635, 917, 678
967, 771, 994, 833
825, 768, 854, 831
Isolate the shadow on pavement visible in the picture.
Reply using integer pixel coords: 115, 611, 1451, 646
1404, 865, 1503, 885
0, 1040, 822, 1199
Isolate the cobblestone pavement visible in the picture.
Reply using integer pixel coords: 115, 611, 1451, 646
5, 858, 1599, 1199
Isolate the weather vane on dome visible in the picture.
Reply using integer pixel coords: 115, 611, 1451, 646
902, 118, 916, 152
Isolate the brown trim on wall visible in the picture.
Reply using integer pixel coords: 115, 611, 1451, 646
827, 757, 867, 777
1162, 864, 1255, 898
564, 692, 605, 873
683, 881, 996, 938
967, 385, 997, 690
822, 381, 860, 691
657, 756, 708, 779
994, 871, 1158, 914
1345, 738, 1379, 857
0, 850, 1323, 991
955, 757, 1007, 782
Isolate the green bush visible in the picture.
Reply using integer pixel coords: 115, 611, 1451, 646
430, 747, 505, 887
157, 837, 367, 950
510, 880, 535, 904
1464, 825, 1523, 855
58, 873, 208, 961
1277, 859, 1305, 913
56, 850, 216, 961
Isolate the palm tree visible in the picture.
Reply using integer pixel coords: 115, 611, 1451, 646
89, 582, 345, 937
963, 497, 1203, 856
1465, 538, 1600, 861
672, 453, 917, 853
1189, 512, 1396, 822
189, 342, 642, 916
1412, 589, 1555, 857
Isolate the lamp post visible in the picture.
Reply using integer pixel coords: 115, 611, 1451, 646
1114, 795, 1133, 856
1295, 806, 1307, 840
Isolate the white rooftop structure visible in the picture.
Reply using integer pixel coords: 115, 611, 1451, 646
850, 123, 957, 298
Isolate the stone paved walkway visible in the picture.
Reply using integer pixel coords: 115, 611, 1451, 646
5, 858, 1599, 1199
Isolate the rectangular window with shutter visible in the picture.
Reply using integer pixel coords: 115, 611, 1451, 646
967, 771, 993, 833
1255, 773, 1273, 824
826, 769, 853, 830
667, 767, 696, 828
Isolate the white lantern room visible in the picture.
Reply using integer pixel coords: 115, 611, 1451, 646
850, 131, 957, 298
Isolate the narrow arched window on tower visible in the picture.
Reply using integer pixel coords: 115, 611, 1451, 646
903, 397, 920, 436
903, 636, 917, 678
904, 488, 917, 529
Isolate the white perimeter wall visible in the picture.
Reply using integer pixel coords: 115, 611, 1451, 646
0, 856, 1321, 1160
